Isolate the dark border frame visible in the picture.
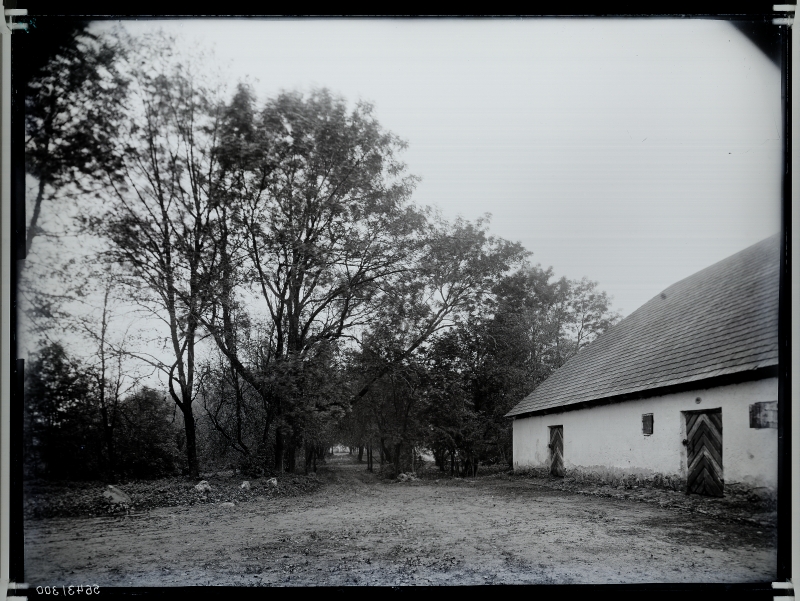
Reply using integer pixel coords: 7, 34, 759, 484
7, 7, 792, 599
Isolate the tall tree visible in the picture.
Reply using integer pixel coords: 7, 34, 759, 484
25, 24, 128, 256
420, 265, 622, 469
353, 215, 529, 473
201, 87, 424, 471
70, 274, 147, 481
21, 24, 130, 352
355, 215, 529, 398
87, 34, 226, 478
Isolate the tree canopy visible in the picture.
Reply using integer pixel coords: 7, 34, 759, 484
22, 30, 621, 480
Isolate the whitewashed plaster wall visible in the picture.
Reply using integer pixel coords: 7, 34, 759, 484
512, 377, 778, 490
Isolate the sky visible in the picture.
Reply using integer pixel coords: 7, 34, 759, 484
86, 17, 783, 320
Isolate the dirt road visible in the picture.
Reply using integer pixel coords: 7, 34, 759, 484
24, 456, 777, 586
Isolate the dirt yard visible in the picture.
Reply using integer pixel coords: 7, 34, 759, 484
23, 455, 778, 587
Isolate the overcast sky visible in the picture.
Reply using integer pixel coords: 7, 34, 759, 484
91, 17, 783, 318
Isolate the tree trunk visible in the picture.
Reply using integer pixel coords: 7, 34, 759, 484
103, 424, 116, 483
287, 442, 296, 474
393, 442, 402, 476
381, 439, 391, 463
358, 445, 364, 462
26, 178, 46, 256
183, 407, 199, 479
435, 448, 446, 472
275, 424, 284, 473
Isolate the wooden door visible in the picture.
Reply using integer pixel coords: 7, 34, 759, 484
549, 426, 564, 477
684, 409, 723, 497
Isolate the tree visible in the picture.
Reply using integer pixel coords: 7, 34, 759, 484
25, 24, 128, 256
21, 29, 627, 484
114, 387, 183, 478
70, 275, 148, 482
24, 343, 102, 479
423, 328, 487, 475
355, 215, 528, 395
24, 342, 182, 481
200, 87, 424, 472
361, 361, 430, 477
418, 265, 622, 470
353, 215, 529, 474
560, 276, 620, 363
21, 25, 129, 352
86, 34, 226, 478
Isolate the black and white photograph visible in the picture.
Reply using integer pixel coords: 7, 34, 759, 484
13, 14, 789, 589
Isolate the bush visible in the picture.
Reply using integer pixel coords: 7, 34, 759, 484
24, 343, 184, 481
24, 343, 105, 480
378, 464, 398, 480
238, 453, 268, 479
114, 387, 183, 479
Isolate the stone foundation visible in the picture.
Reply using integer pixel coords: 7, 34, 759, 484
516, 465, 685, 491
514, 464, 777, 507
575, 468, 686, 491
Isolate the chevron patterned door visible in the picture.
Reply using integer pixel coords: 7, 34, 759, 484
684, 409, 723, 497
549, 426, 564, 477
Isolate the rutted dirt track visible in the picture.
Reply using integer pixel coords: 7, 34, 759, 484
24, 456, 777, 586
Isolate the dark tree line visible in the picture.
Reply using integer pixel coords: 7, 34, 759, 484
24, 342, 183, 480
337, 264, 618, 477
22, 29, 619, 481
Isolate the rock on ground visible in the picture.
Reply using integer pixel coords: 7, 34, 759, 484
194, 481, 212, 494
102, 485, 131, 505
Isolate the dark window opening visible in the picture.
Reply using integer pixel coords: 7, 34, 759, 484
642, 413, 654, 436
749, 401, 777, 429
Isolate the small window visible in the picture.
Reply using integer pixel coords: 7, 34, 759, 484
642, 413, 653, 436
749, 401, 778, 429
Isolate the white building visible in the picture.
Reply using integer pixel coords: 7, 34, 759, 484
506, 234, 781, 497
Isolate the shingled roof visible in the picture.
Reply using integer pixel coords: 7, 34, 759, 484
506, 234, 781, 418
